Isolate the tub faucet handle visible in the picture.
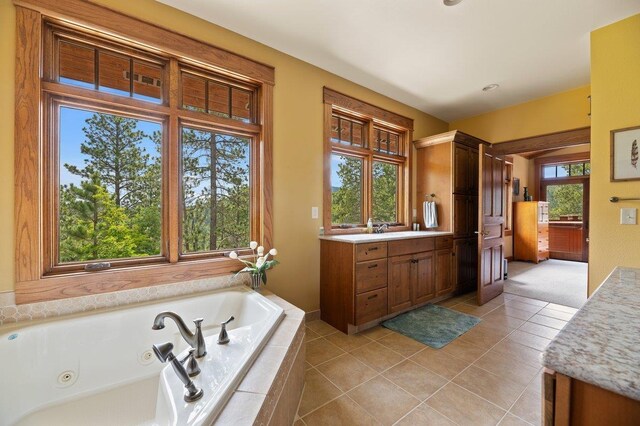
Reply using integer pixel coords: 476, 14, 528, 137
181, 348, 201, 377
218, 316, 235, 345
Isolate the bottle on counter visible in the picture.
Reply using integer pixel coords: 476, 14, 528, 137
366, 218, 373, 233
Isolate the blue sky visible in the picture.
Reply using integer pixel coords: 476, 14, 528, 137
59, 106, 161, 186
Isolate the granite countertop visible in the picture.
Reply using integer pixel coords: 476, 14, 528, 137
319, 230, 453, 244
543, 267, 640, 401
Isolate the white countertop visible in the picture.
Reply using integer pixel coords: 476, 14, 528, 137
319, 230, 453, 244
543, 267, 640, 401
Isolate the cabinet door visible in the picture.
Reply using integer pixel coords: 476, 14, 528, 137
388, 255, 413, 313
453, 239, 468, 290
468, 196, 479, 237
435, 248, 454, 296
469, 147, 479, 194
453, 144, 469, 194
414, 251, 436, 305
453, 195, 469, 238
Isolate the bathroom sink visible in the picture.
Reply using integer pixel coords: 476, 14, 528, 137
322, 230, 452, 243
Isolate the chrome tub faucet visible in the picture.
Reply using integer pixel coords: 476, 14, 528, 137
152, 311, 207, 358
153, 342, 203, 402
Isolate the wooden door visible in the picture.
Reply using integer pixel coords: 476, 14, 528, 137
388, 254, 413, 313
435, 248, 453, 296
453, 195, 469, 237
453, 144, 469, 194
469, 147, 479, 194
477, 145, 505, 305
413, 251, 435, 304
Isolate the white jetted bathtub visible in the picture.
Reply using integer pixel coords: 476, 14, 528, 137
0, 286, 284, 425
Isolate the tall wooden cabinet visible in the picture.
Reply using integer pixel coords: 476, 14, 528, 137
414, 130, 486, 295
514, 201, 549, 263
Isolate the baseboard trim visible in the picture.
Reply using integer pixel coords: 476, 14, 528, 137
305, 310, 321, 322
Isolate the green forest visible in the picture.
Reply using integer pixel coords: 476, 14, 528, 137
59, 111, 250, 263
331, 154, 397, 225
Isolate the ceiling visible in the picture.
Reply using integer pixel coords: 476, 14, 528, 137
156, 0, 640, 122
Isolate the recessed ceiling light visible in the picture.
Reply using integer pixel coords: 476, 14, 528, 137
443, 0, 464, 6
482, 84, 500, 92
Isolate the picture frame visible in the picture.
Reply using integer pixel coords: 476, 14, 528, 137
512, 177, 520, 195
611, 125, 640, 181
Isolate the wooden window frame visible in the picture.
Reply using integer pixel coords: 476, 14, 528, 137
534, 152, 591, 200
14, 0, 274, 304
323, 88, 413, 235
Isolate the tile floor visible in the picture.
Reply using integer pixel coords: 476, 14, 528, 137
295, 292, 578, 426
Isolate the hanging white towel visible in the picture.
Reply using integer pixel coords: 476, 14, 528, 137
423, 201, 438, 229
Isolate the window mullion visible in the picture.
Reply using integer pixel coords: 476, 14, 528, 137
365, 119, 375, 223
167, 58, 180, 263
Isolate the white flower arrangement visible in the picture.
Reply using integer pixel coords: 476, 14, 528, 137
229, 242, 279, 285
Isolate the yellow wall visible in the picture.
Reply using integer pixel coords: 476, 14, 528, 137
450, 86, 591, 143
589, 14, 640, 293
0, 0, 448, 311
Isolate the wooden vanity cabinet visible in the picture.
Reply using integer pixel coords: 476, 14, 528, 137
320, 235, 453, 333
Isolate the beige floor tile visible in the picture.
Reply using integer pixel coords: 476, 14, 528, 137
451, 302, 499, 317
481, 312, 527, 332
382, 360, 448, 401
437, 298, 464, 308
504, 299, 545, 314
503, 294, 548, 307
305, 361, 313, 370
324, 331, 371, 352
425, 383, 506, 426
306, 338, 345, 366
537, 307, 574, 321
302, 395, 379, 426
547, 303, 579, 314
306, 320, 339, 336
348, 376, 420, 426
358, 325, 392, 340
351, 341, 405, 372
453, 365, 526, 410
298, 369, 342, 417
395, 404, 456, 426
293, 419, 306, 426
519, 321, 560, 340
377, 332, 426, 357
492, 305, 536, 321
316, 353, 377, 392
441, 338, 488, 363
474, 351, 540, 386
457, 324, 507, 349
528, 314, 568, 330
304, 327, 321, 343
490, 340, 543, 369
499, 413, 534, 426
510, 384, 542, 425
410, 347, 470, 380
507, 330, 552, 351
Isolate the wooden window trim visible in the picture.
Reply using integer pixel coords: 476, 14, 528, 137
534, 152, 590, 200
323, 89, 413, 235
14, 2, 274, 304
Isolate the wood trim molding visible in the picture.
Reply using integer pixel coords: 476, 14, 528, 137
491, 127, 591, 155
323, 87, 414, 130
413, 130, 489, 149
14, 6, 41, 284
13, 0, 275, 85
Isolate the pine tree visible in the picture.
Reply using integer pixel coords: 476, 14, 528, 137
332, 156, 363, 225
632, 139, 638, 169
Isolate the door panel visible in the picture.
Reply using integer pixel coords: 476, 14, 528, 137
469, 148, 479, 194
453, 195, 469, 237
436, 248, 454, 296
388, 255, 413, 313
414, 251, 435, 304
454, 145, 469, 193
477, 145, 505, 305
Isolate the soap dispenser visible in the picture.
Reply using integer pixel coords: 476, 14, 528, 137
366, 218, 373, 234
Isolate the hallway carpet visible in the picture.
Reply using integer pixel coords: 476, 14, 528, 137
504, 260, 588, 309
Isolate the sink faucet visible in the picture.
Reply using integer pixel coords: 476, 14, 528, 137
373, 224, 388, 234
152, 312, 207, 358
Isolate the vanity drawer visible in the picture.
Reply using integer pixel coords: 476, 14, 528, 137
388, 238, 434, 257
356, 242, 388, 262
355, 288, 387, 325
355, 260, 388, 293
435, 236, 453, 249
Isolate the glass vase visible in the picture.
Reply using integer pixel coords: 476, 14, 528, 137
250, 273, 263, 291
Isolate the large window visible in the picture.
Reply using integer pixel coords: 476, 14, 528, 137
323, 88, 412, 233
14, 2, 273, 303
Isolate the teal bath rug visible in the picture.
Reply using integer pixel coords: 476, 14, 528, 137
382, 304, 481, 349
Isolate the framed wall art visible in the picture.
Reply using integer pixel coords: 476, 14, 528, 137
611, 125, 640, 181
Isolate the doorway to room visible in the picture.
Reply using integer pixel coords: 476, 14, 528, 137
493, 131, 590, 308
